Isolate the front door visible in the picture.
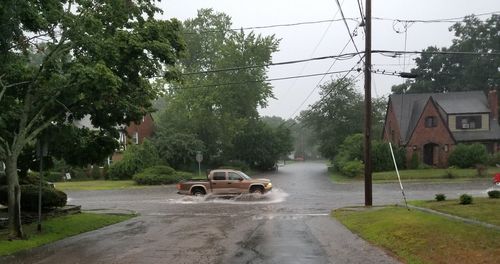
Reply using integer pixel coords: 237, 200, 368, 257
423, 143, 438, 166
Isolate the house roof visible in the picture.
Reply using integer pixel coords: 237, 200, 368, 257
389, 90, 500, 144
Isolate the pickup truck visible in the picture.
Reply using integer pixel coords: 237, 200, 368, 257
176, 169, 272, 196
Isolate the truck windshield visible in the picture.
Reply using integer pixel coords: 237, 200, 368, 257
239, 172, 252, 180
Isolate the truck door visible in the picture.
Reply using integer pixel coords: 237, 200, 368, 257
227, 172, 246, 193
211, 171, 229, 194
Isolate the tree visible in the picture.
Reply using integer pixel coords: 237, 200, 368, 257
159, 9, 279, 163
0, 0, 183, 238
301, 77, 386, 161
392, 15, 499, 95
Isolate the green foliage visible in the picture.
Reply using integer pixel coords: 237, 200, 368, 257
219, 160, 250, 172
487, 190, 500, 199
409, 152, 420, 169
459, 194, 473, 205
449, 144, 489, 168
152, 128, 205, 170
392, 15, 500, 95
435, 193, 446, 201
488, 152, 500, 166
339, 160, 364, 178
230, 120, 293, 170
301, 78, 387, 161
371, 141, 406, 172
0, 185, 67, 211
108, 140, 162, 180
132, 165, 192, 185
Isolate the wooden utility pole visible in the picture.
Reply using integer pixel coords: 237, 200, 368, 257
364, 0, 373, 206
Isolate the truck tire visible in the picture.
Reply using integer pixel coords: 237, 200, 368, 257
250, 186, 264, 195
192, 187, 206, 196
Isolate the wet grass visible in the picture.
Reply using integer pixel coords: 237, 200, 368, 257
0, 213, 134, 256
330, 167, 500, 183
409, 197, 500, 226
55, 180, 143, 191
333, 206, 500, 264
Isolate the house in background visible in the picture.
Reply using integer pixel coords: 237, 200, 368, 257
111, 114, 155, 163
74, 114, 155, 164
383, 90, 499, 168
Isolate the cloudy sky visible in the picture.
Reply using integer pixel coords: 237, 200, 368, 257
157, 0, 499, 119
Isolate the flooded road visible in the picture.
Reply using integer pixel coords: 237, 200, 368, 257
4, 162, 494, 263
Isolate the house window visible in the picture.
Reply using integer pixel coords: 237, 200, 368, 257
425, 116, 437, 128
133, 132, 139, 144
456, 116, 481, 129
443, 144, 449, 152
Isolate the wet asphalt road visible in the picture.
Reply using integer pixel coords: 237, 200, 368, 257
3, 162, 495, 264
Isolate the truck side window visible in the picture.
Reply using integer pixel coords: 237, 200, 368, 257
213, 172, 226, 181
228, 172, 241, 181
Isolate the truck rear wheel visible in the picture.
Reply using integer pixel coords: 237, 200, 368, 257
192, 188, 206, 196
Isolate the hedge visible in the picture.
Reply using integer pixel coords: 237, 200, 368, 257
0, 185, 67, 211
132, 166, 194, 185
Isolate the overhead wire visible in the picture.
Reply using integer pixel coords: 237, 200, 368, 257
334, 0, 364, 61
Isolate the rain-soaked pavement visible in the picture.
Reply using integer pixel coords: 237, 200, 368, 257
3, 161, 495, 263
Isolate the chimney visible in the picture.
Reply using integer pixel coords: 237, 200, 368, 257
489, 89, 498, 120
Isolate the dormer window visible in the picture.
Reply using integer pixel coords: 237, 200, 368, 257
425, 116, 436, 128
456, 116, 481, 129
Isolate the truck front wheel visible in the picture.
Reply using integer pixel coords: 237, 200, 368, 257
250, 186, 264, 195
192, 188, 206, 196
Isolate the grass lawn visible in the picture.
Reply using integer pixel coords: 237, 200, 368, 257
54, 180, 142, 191
410, 197, 500, 226
333, 206, 500, 264
0, 213, 134, 256
330, 167, 500, 183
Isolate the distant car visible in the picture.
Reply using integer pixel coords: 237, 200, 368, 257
176, 169, 272, 196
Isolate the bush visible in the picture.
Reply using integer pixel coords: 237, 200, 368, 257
132, 166, 190, 185
449, 144, 489, 168
24, 172, 62, 185
487, 190, 500, 199
108, 140, 162, 180
459, 194, 473, 205
409, 152, 419, 169
488, 152, 500, 166
435, 193, 446, 201
340, 160, 364, 178
371, 141, 406, 172
0, 185, 67, 211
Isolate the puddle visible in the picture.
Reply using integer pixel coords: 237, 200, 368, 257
167, 188, 289, 205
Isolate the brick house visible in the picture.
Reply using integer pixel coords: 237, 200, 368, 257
382, 90, 500, 168
111, 114, 155, 163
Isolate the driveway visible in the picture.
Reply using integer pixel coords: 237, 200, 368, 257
3, 162, 493, 263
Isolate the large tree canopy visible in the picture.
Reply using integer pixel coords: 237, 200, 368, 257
157, 9, 280, 163
300, 77, 386, 161
392, 14, 499, 94
0, 0, 184, 238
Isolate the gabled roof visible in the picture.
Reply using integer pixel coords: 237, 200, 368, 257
389, 90, 500, 144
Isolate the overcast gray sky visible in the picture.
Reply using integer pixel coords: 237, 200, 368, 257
158, 0, 500, 119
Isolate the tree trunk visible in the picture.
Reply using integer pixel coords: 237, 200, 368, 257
5, 154, 24, 239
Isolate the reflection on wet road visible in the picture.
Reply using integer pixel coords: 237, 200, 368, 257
4, 161, 494, 264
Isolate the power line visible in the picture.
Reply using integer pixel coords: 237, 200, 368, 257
373, 50, 500, 56
181, 51, 362, 76
335, 0, 363, 60
182, 11, 500, 35
174, 69, 357, 90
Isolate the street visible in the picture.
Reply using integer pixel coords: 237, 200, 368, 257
4, 162, 494, 264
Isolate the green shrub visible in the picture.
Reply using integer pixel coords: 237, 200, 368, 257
0, 185, 67, 211
340, 160, 364, 178
24, 172, 62, 185
449, 144, 489, 168
108, 140, 162, 180
133, 165, 180, 185
409, 152, 419, 169
371, 141, 406, 172
459, 194, 473, 205
435, 193, 446, 201
487, 190, 500, 199
488, 152, 500, 166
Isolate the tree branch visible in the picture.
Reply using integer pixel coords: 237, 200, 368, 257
25, 114, 61, 146
0, 136, 11, 157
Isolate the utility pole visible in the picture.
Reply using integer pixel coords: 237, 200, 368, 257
364, 0, 373, 206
